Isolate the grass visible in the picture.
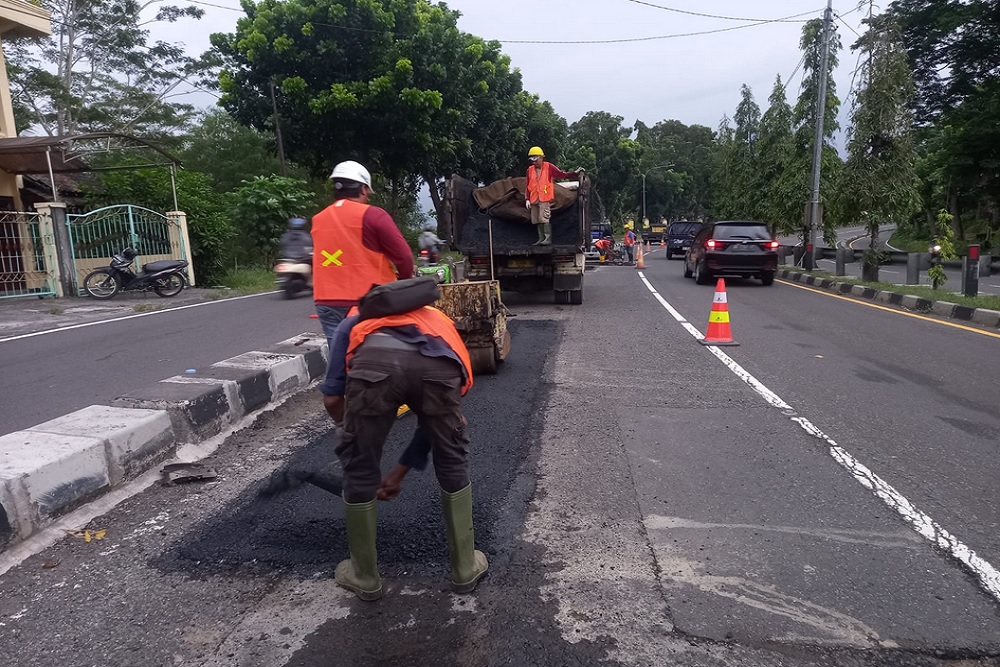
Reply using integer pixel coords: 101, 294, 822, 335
789, 267, 1000, 311
217, 266, 277, 295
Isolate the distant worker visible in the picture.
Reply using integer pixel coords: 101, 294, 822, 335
417, 220, 446, 264
311, 160, 415, 348
623, 220, 637, 264
320, 281, 488, 601
525, 146, 582, 246
593, 236, 612, 260
279, 217, 313, 262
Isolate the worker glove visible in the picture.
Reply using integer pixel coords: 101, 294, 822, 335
525, 200, 531, 210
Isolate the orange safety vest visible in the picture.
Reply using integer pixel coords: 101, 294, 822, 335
311, 199, 397, 302
526, 162, 555, 203
623, 230, 636, 247
347, 306, 474, 395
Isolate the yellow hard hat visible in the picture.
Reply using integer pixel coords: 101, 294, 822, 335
527, 146, 544, 157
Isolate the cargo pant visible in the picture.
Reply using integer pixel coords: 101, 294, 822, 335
337, 336, 470, 503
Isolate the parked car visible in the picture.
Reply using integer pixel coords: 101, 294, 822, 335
683, 221, 779, 286
665, 220, 704, 259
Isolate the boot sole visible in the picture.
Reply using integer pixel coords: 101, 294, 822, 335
451, 566, 488, 594
336, 580, 384, 601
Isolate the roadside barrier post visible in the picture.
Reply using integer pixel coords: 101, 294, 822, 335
963, 245, 980, 298
835, 247, 848, 277
906, 252, 920, 285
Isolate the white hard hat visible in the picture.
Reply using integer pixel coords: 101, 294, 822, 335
329, 160, 374, 192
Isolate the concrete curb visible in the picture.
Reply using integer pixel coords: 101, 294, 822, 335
777, 268, 1000, 330
0, 332, 327, 550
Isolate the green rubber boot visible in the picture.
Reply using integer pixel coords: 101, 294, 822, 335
442, 485, 489, 593
532, 223, 545, 245
335, 499, 383, 601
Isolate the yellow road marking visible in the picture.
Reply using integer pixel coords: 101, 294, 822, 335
776, 279, 1000, 340
322, 249, 344, 267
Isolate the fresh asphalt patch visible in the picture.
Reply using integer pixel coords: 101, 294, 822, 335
153, 319, 562, 579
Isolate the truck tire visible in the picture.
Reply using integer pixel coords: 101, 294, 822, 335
569, 288, 583, 305
469, 346, 498, 375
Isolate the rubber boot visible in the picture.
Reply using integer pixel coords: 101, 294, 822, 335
539, 223, 552, 245
335, 499, 383, 601
532, 223, 545, 245
442, 485, 489, 593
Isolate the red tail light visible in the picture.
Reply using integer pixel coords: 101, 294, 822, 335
767, 241, 779, 249
706, 239, 718, 249
471, 256, 490, 265
419, 249, 429, 257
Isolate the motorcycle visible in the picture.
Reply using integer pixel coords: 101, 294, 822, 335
82, 248, 189, 300
275, 256, 312, 299
415, 248, 455, 284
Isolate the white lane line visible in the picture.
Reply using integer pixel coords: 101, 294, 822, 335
0, 291, 281, 344
637, 271, 1000, 603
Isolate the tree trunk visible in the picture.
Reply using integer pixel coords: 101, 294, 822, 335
425, 175, 444, 221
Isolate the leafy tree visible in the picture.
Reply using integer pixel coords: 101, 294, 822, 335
634, 119, 715, 222
212, 0, 539, 220
839, 13, 921, 282
564, 111, 639, 226
792, 17, 843, 242
713, 85, 762, 221
928, 208, 957, 288
180, 109, 308, 192
757, 76, 799, 236
229, 175, 319, 266
7, 0, 205, 138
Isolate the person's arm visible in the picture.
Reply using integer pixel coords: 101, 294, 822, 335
377, 428, 433, 501
363, 207, 415, 278
547, 162, 578, 179
318, 315, 359, 422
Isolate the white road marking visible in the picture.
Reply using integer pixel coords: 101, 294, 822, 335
637, 271, 1000, 604
0, 291, 281, 344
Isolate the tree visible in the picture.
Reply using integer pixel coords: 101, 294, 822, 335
757, 76, 799, 236
179, 109, 306, 192
212, 0, 537, 220
634, 119, 715, 222
839, 13, 921, 282
713, 85, 762, 221
792, 17, 843, 243
6, 0, 205, 138
564, 111, 639, 226
229, 175, 320, 266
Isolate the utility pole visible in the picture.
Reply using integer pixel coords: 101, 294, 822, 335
269, 79, 288, 177
805, 0, 833, 271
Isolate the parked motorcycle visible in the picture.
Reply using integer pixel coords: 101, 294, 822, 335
416, 248, 455, 284
275, 256, 312, 299
82, 248, 188, 300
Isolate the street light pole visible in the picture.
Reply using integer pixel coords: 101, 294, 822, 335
642, 163, 675, 228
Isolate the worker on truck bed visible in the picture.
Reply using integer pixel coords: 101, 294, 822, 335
525, 146, 583, 246
311, 160, 414, 350
319, 283, 488, 601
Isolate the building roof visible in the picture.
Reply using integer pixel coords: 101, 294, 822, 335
0, 133, 182, 175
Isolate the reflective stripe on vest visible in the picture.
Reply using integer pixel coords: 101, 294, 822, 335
347, 306, 473, 395
526, 162, 554, 203
311, 200, 397, 302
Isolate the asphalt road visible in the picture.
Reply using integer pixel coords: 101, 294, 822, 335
0, 292, 319, 436
2, 250, 1000, 666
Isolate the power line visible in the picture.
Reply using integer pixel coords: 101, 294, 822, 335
499, 11, 825, 45
622, 0, 818, 23
184, 0, 242, 12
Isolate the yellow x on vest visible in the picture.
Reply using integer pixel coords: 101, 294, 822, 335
321, 249, 344, 267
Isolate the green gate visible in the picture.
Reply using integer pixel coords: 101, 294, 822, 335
66, 205, 188, 288
0, 211, 56, 299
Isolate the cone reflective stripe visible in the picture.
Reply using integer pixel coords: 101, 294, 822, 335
635, 241, 646, 268
700, 278, 739, 346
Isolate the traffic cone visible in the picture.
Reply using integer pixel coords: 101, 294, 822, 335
700, 278, 739, 346
659, 239, 665, 248
309, 314, 319, 319
635, 242, 646, 269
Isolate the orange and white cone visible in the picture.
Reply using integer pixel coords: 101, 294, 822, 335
635, 242, 646, 269
700, 278, 739, 346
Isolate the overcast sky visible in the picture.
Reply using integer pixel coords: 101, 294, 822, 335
169, 0, 872, 143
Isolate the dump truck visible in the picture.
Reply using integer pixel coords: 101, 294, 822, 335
441, 174, 590, 305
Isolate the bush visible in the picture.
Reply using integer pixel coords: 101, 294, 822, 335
230, 176, 319, 266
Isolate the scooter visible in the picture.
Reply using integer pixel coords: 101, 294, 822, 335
275, 256, 312, 299
416, 248, 455, 284
82, 248, 188, 300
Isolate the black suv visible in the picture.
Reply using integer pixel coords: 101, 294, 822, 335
683, 221, 778, 286
665, 221, 704, 259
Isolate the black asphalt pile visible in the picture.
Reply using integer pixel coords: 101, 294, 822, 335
152, 319, 559, 579
458, 205, 581, 253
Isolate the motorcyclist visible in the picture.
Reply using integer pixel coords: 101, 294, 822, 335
417, 220, 445, 264
279, 217, 313, 262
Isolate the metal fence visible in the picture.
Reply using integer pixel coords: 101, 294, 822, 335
0, 211, 55, 299
66, 205, 186, 287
